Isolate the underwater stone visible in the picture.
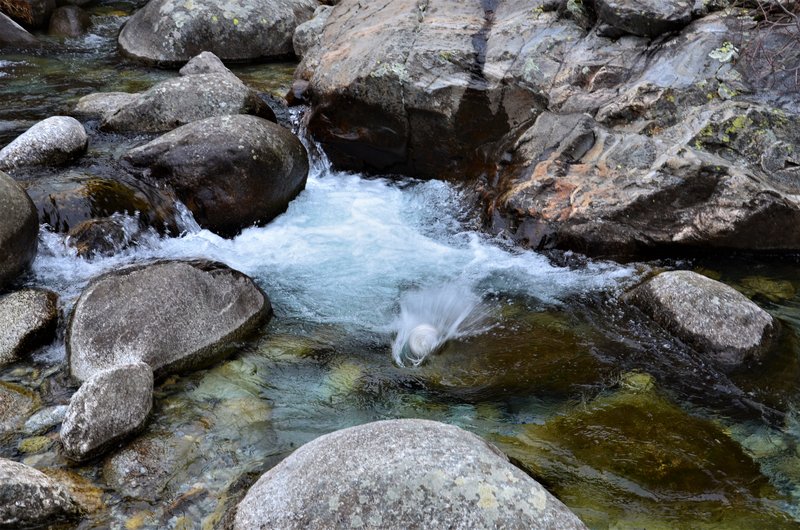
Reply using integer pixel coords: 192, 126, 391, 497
61, 362, 154, 461
627, 270, 776, 369
24, 404, 68, 434
0, 458, 79, 527
68, 260, 272, 381
0, 116, 87, 171
0, 381, 39, 433
0, 170, 38, 291
0, 288, 58, 366
234, 419, 589, 529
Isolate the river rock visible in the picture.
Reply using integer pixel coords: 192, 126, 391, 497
66, 215, 142, 258
0, 381, 38, 433
627, 271, 776, 369
48, 5, 90, 37
292, 5, 332, 59
68, 260, 272, 381
100, 70, 274, 133
178, 50, 230, 77
24, 404, 68, 434
118, 0, 318, 66
124, 114, 308, 237
73, 92, 138, 121
234, 419, 588, 529
595, 0, 694, 37
61, 362, 153, 461
22, 173, 180, 234
0, 458, 79, 527
0, 13, 38, 46
0, 170, 38, 291
0, 116, 87, 171
0, 289, 59, 367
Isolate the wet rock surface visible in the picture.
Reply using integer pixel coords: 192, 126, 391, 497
124, 114, 308, 237
0, 116, 87, 171
118, 0, 318, 65
0, 170, 38, 291
48, 5, 90, 37
235, 419, 588, 529
0, 381, 38, 433
0, 288, 59, 367
68, 260, 273, 381
626, 270, 776, 369
61, 362, 153, 461
0, 458, 79, 527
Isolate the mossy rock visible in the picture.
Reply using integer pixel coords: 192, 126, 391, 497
493, 374, 796, 527
416, 310, 612, 400
736, 276, 796, 303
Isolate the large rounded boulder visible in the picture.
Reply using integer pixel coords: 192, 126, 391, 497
67, 260, 272, 381
124, 114, 308, 237
0, 116, 88, 171
0, 170, 38, 291
234, 419, 588, 529
118, 0, 318, 65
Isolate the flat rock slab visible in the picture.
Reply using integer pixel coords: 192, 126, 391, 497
626, 270, 777, 369
234, 419, 588, 529
0, 171, 38, 291
68, 260, 272, 381
0, 458, 79, 527
595, 0, 694, 37
0, 288, 59, 366
0, 116, 87, 171
61, 362, 153, 461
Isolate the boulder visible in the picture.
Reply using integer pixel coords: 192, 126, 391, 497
47, 5, 90, 37
0, 13, 38, 46
292, 5, 332, 59
626, 271, 776, 369
0, 288, 59, 367
60, 362, 153, 461
100, 72, 275, 133
0, 458, 79, 527
118, 0, 318, 65
594, 0, 694, 37
0, 116, 87, 171
124, 114, 308, 237
0, 170, 38, 291
67, 260, 272, 381
234, 419, 588, 529
22, 173, 180, 234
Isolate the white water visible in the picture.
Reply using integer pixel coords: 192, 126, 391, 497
31, 151, 636, 360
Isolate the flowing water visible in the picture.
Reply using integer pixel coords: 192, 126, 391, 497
3, 2, 800, 529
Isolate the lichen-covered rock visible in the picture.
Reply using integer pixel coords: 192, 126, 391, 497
292, 5, 332, 59
68, 260, 272, 381
0, 13, 38, 46
0, 116, 87, 170
124, 114, 308, 237
118, 0, 318, 66
60, 362, 153, 461
595, 0, 694, 37
0, 171, 38, 291
626, 271, 776, 369
0, 288, 59, 367
100, 72, 274, 133
234, 419, 588, 529
0, 458, 79, 527
48, 5, 90, 37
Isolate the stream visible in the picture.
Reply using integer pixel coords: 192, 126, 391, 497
2, 2, 800, 529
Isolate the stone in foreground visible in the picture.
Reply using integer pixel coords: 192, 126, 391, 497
61, 362, 153, 461
0, 171, 38, 291
0, 457, 79, 527
0, 116, 88, 171
0, 288, 59, 367
626, 271, 776, 369
234, 419, 588, 530
68, 260, 272, 381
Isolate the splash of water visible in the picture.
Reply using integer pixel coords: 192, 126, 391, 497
391, 284, 493, 367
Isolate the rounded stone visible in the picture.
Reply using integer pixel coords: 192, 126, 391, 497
0, 116, 88, 171
0, 170, 38, 291
48, 5, 90, 37
234, 419, 588, 529
0, 288, 59, 366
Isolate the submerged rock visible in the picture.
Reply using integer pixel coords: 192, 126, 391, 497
68, 260, 272, 381
494, 373, 795, 528
118, 0, 318, 65
24, 404, 68, 434
48, 5, 90, 37
124, 114, 308, 237
626, 271, 776, 369
66, 215, 142, 259
0, 288, 59, 367
0, 116, 88, 171
234, 419, 588, 529
595, 0, 694, 37
0, 381, 39, 433
61, 362, 153, 461
0, 171, 38, 291
292, 5, 332, 59
0, 458, 79, 527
